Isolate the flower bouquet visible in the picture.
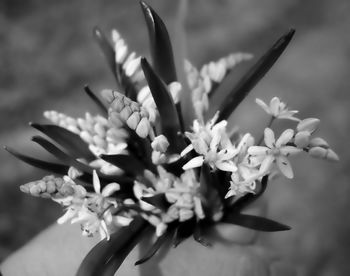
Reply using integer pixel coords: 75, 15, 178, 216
6, 2, 338, 275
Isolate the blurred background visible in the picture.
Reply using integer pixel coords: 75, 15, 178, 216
0, 0, 349, 275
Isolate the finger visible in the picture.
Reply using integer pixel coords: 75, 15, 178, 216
270, 261, 297, 276
1, 223, 99, 276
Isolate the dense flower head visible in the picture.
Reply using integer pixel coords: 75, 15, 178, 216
8, 2, 339, 274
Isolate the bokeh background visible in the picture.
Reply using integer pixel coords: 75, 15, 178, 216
0, 0, 349, 275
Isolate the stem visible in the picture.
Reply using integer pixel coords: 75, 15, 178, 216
257, 116, 275, 145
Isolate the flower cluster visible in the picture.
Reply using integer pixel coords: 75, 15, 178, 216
7, 2, 338, 275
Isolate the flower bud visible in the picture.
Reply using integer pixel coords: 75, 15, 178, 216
309, 146, 327, 159
119, 106, 132, 121
309, 137, 329, 148
326, 149, 339, 162
135, 117, 151, 138
297, 118, 320, 133
151, 135, 169, 153
126, 112, 141, 130
294, 131, 310, 148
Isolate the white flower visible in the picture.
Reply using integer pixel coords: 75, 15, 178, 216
248, 128, 302, 179
256, 97, 300, 121
71, 203, 112, 240
87, 170, 120, 208
225, 134, 261, 198
181, 113, 238, 172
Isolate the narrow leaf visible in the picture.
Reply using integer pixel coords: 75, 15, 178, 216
173, 218, 196, 247
199, 164, 223, 220
30, 123, 95, 161
193, 222, 211, 247
214, 29, 295, 121
84, 85, 108, 115
141, 58, 185, 153
141, 193, 171, 212
93, 26, 118, 84
222, 213, 291, 232
100, 154, 146, 175
76, 217, 148, 276
140, 1, 177, 84
173, 0, 195, 130
31, 136, 129, 184
4, 146, 68, 175
135, 231, 171, 265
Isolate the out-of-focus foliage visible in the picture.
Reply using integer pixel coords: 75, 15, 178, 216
0, 0, 349, 275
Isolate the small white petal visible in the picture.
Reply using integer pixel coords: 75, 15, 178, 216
248, 146, 270, 156
259, 155, 274, 174
255, 98, 271, 114
182, 156, 204, 170
264, 128, 275, 148
92, 170, 101, 194
180, 144, 194, 157
101, 183, 120, 197
57, 208, 77, 224
215, 161, 237, 172
276, 156, 293, 179
276, 129, 294, 147
269, 97, 281, 116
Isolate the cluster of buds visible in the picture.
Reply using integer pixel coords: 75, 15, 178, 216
293, 118, 338, 161
102, 89, 154, 139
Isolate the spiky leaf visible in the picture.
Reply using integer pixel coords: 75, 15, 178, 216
140, 1, 177, 84
135, 230, 172, 265
213, 29, 295, 121
31, 136, 129, 184
173, 218, 196, 247
100, 154, 146, 176
141, 58, 185, 153
141, 193, 171, 212
30, 123, 95, 161
84, 85, 108, 115
4, 146, 69, 175
76, 217, 148, 276
93, 26, 118, 83
199, 164, 223, 220
222, 213, 291, 232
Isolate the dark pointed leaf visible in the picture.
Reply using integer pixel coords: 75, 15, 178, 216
199, 164, 223, 220
100, 154, 146, 175
141, 58, 185, 153
141, 193, 171, 212
4, 146, 68, 175
76, 217, 148, 276
173, 218, 196, 247
84, 85, 108, 115
135, 230, 171, 265
93, 26, 119, 84
30, 123, 95, 161
214, 29, 295, 121
193, 222, 211, 247
173, 0, 195, 130
31, 136, 129, 184
222, 213, 291, 232
140, 1, 177, 84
